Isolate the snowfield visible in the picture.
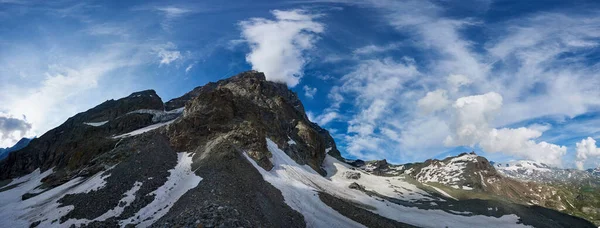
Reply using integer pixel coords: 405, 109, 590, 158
113, 119, 176, 138
245, 138, 531, 228
84, 121, 108, 127
0, 152, 201, 228
0, 168, 112, 227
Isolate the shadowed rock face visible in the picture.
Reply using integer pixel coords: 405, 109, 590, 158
165, 71, 340, 174
0, 90, 165, 181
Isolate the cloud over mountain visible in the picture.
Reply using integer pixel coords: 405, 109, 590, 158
239, 9, 324, 87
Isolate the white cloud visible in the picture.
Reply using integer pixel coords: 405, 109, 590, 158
318, 0, 600, 166
154, 6, 193, 30
444, 92, 503, 147
447, 74, 471, 92
303, 85, 317, 98
417, 89, 450, 114
154, 42, 182, 65
576, 137, 600, 170
239, 9, 324, 87
0, 40, 154, 147
444, 93, 566, 166
86, 23, 129, 37
353, 42, 401, 55
308, 111, 339, 126
156, 6, 192, 18
333, 58, 421, 159
0, 114, 32, 147
185, 63, 194, 73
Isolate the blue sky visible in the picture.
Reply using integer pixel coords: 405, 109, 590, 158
1, 0, 600, 169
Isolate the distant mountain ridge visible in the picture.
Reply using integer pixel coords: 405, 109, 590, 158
0, 137, 32, 160
348, 154, 600, 225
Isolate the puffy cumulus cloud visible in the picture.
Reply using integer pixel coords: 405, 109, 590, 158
575, 137, 600, 170
303, 85, 317, 99
239, 9, 324, 87
417, 89, 450, 114
0, 115, 32, 147
445, 93, 566, 166
444, 92, 503, 147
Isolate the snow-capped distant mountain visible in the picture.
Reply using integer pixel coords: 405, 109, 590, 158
493, 160, 594, 184
588, 167, 600, 177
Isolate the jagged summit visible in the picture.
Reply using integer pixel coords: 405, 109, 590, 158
165, 70, 339, 172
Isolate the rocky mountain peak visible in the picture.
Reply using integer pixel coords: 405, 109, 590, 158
165, 70, 339, 173
127, 89, 159, 98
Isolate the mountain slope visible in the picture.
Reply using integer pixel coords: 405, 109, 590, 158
0, 71, 596, 228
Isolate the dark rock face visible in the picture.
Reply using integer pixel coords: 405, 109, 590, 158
348, 182, 364, 190
343, 171, 361, 180
348, 159, 365, 167
165, 71, 339, 174
367, 159, 391, 175
164, 82, 218, 111
0, 90, 165, 180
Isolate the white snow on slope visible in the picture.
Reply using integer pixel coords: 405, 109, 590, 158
128, 108, 184, 123
62, 181, 143, 226
84, 121, 109, 127
287, 136, 297, 145
0, 152, 201, 228
424, 184, 457, 200
120, 152, 202, 227
414, 154, 477, 189
495, 160, 551, 173
113, 119, 176, 138
245, 139, 364, 228
246, 138, 531, 228
0, 168, 112, 227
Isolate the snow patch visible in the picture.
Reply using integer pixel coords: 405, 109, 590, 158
84, 121, 108, 127
62, 181, 143, 226
424, 184, 458, 200
113, 119, 176, 138
120, 152, 202, 227
287, 137, 297, 145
